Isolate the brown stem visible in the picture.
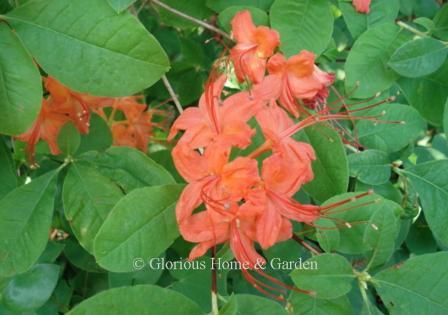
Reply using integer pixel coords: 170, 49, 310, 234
292, 235, 321, 255
150, 0, 232, 41
161, 75, 183, 114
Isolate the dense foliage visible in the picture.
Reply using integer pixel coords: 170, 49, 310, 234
0, 0, 448, 314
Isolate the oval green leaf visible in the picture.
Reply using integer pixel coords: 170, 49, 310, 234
348, 150, 391, 185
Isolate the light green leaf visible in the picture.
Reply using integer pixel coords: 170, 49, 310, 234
2, 264, 60, 312
297, 123, 348, 202
398, 61, 448, 126
345, 23, 410, 98
363, 208, 399, 269
227, 294, 287, 315
270, 0, 334, 56
0, 138, 17, 199
107, 0, 136, 13
81, 146, 175, 193
433, 4, 448, 40
291, 253, 355, 299
388, 37, 448, 78
94, 185, 183, 272
63, 163, 123, 253
289, 293, 353, 315
0, 23, 42, 135
5, 0, 169, 97
218, 6, 268, 33
315, 218, 340, 252
339, 0, 400, 39
67, 285, 204, 315
206, 0, 274, 12
348, 150, 391, 185
373, 252, 448, 315
399, 160, 448, 245
0, 171, 57, 277
356, 103, 426, 153
57, 123, 81, 156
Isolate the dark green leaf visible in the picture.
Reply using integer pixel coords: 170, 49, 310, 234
345, 24, 410, 98
6, 0, 169, 96
374, 252, 448, 315
270, 0, 334, 56
2, 264, 60, 312
158, 0, 213, 29
0, 138, 17, 199
62, 163, 123, 252
206, 0, 274, 12
57, 123, 81, 156
107, 0, 136, 13
289, 293, 353, 315
76, 114, 112, 154
388, 37, 448, 78
0, 171, 57, 277
433, 4, 448, 40
348, 150, 391, 185
94, 185, 183, 272
230, 294, 288, 315
0, 23, 42, 135
291, 253, 355, 299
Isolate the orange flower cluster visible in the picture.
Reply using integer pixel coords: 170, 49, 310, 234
17, 78, 168, 163
170, 11, 372, 296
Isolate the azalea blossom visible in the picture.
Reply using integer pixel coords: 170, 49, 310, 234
256, 51, 334, 117
352, 0, 371, 14
230, 10, 280, 84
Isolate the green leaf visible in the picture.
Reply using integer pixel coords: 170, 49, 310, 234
108, 267, 163, 288
0, 171, 57, 277
94, 184, 183, 272
356, 103, 426, 153
0, 23, 42, 135
81, 146, 175, 193
2, 264, 60, 312
62, 163, 123, 253
57, 123, 81, 156
289, 293, 353, 315
315, 218, 340, 252
64, 238, 103, 273
76, 113, 112, 154
0, 138, 17, 199
348, 150, 391, 185
158, 0, 213, 29
290, 253, 355, 299
388, 37, 448, 78
206, 0, 274, 12
399, 160, 448, 245
5, 0, 169, 97
339, 0, 400, 39
218, 6, 268, 33
433, 4, 448, 40
398, 61, 448, 126
107, 0, 136, 13
363, 207, 399, 269
270, 0, 334, 56
373, 252, 448, 315
345, 23, 410, 98
228, 294, 288, 315
67, 284, 204, 315
444, 98, 448, 133
322, 192, 402, 255
297, 124, 348, 202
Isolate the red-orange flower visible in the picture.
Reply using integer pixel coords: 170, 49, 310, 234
352, 0, 371, 13
168, 75, 260, 150
230, 10, 280, 84
257, 51, 334, 117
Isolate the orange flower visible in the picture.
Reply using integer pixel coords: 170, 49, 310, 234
168, 75, 260, 150
230, 10, 280, 84
257, 51, 334, 117
352, 0, 371, 13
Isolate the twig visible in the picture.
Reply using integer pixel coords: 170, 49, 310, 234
397, 21, 427, 37
150, 0, 232, 41
292, 235, 321, 255
161, 75, 183, 114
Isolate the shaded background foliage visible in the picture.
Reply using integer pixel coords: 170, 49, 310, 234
0, 0, 448, 314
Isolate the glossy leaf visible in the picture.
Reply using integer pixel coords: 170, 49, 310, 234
6, 0, 169, 96
0, 23, 42, 135
63, 163, 123, 252
0, 171, 57, 277
94, 185, 183, 272
67, 285, 204, 315
270, 0, 334, 56
388, 37, 448, 78
2, 264, 60, 312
